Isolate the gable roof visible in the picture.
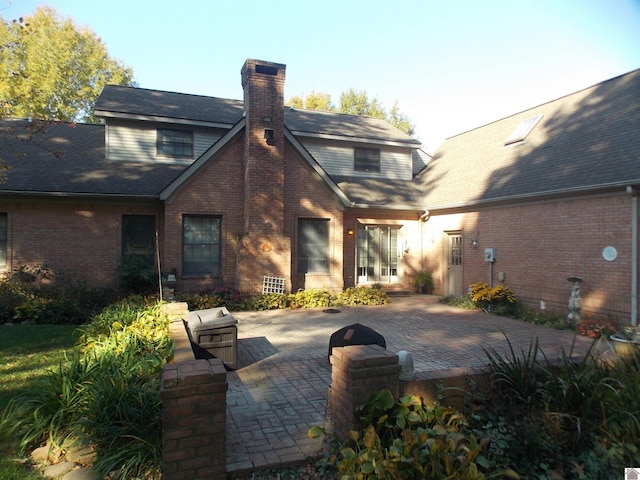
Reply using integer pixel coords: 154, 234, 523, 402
95, 84, 420, 146
94, 85, 244, 127
3, 70, 636, 210
285, 108, 420, 146
417, 69, 640, 211
0, 118, 183, 197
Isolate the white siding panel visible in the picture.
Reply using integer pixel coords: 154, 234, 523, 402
109, 124, 155, 162
302, 141, 412, 180
107, 124, 221, 164
195, 131, 222, 157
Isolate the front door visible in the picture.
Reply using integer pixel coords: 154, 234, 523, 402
357, 225, 400, 284
446, 232, 463, 296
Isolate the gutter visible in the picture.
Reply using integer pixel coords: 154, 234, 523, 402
425, 180, 640, 214
0, 191, 158, 199
629, 186, 638, 326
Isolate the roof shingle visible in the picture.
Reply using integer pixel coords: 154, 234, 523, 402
416, 69, 640, 210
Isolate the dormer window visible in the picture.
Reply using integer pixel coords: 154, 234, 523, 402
354, 147, 380, 172
504, 115, 543, 145
157, 129, 193, 157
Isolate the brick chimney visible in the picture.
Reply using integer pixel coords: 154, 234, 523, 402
236, 59, 291, 294
241, 59, 286, 234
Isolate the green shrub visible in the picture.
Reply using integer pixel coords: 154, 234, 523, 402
413, 270, 434, 293
465, 335, 640, 477
334, 286, 389, 306
250, 292, 291, 310
176, 287, 244, 311
173, 286, 388, 313
0, 301, 171, 479
441, 293, 476, 310
245, 286, 389, 311
515, 308, 568, 329
471, 282, 517, 314
176, 291, 224, 310
290, 288, 332, 308
0, 279, 29, 323
116, 256, 158, 295
334, 389, 517, 479
0, 265, 116, 325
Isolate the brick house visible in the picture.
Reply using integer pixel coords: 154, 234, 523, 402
416, 68, 640, 323
0, 59, 638, 323
0, 59, 429, 295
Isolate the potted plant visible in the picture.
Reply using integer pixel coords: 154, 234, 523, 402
413, 271, 433, 294
610, 325, 638, 357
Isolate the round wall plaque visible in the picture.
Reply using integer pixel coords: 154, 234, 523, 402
602, 246, 617, 262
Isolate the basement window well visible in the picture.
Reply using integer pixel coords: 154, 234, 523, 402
504, 114, 543, 145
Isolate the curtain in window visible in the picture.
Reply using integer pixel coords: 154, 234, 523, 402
183, 216, 221, 275
122, 215, 155, 266
298, 219, 329, 273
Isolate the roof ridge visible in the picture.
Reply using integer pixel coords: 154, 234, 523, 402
445, 68, 640, 141
102, 84, 243, 104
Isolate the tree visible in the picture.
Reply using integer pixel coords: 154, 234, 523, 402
286, 88, 416, 136
338, 88, 387, 119
0, 6, 135, 123
388, 100, 415, 136
287, 90, 334, 111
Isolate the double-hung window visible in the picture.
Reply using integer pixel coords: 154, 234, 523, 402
354, 147, 380, 172
0, 213, 7, 269
182, 215, 221, 275
157, 129, 193, 157
298, 219, 329, 274
121, 215, 156, 266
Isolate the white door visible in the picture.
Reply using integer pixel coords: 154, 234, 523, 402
357, 226, 400, 284
446, 232, 463, 296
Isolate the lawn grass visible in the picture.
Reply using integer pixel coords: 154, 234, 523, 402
0, 324, 78, 480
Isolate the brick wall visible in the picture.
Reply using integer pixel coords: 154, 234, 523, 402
422, 192, 637, 319
163, 59, 346, 295
329, 345, 493, 438
329, 345, 400, 439
162, 312, 228, 480
1, 196, 160, 287
286, 143, 345, 292
163, 136, 246, 292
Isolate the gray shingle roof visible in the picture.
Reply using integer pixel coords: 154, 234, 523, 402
3, 69, 636, 207
333, 176, 423, 209
285, 108, 420, 145
417, 69, 640, 210
0, 118, 183, 196
94, 85, 244, 125
95, 84, 420, 145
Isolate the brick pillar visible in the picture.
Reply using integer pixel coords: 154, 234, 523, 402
329, 345, 401, 440
162, 358, 228, 480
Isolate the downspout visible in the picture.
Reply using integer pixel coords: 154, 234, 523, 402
629, 186, 638, 327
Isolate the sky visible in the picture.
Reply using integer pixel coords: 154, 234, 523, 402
1, 0, 639, 152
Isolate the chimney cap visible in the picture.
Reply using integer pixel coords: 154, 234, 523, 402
242, 58, 286, 75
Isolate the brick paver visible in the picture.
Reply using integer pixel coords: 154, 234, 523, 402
225, 295, 596, 474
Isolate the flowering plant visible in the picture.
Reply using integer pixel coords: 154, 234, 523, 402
578, 318, 616, 339
470, 282, 517, 311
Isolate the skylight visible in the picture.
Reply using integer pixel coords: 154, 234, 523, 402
504, 114, 543, 145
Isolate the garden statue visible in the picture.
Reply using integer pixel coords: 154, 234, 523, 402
567, 276, 583, 326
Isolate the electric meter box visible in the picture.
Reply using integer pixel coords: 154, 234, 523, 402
484, 247, 496, 263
